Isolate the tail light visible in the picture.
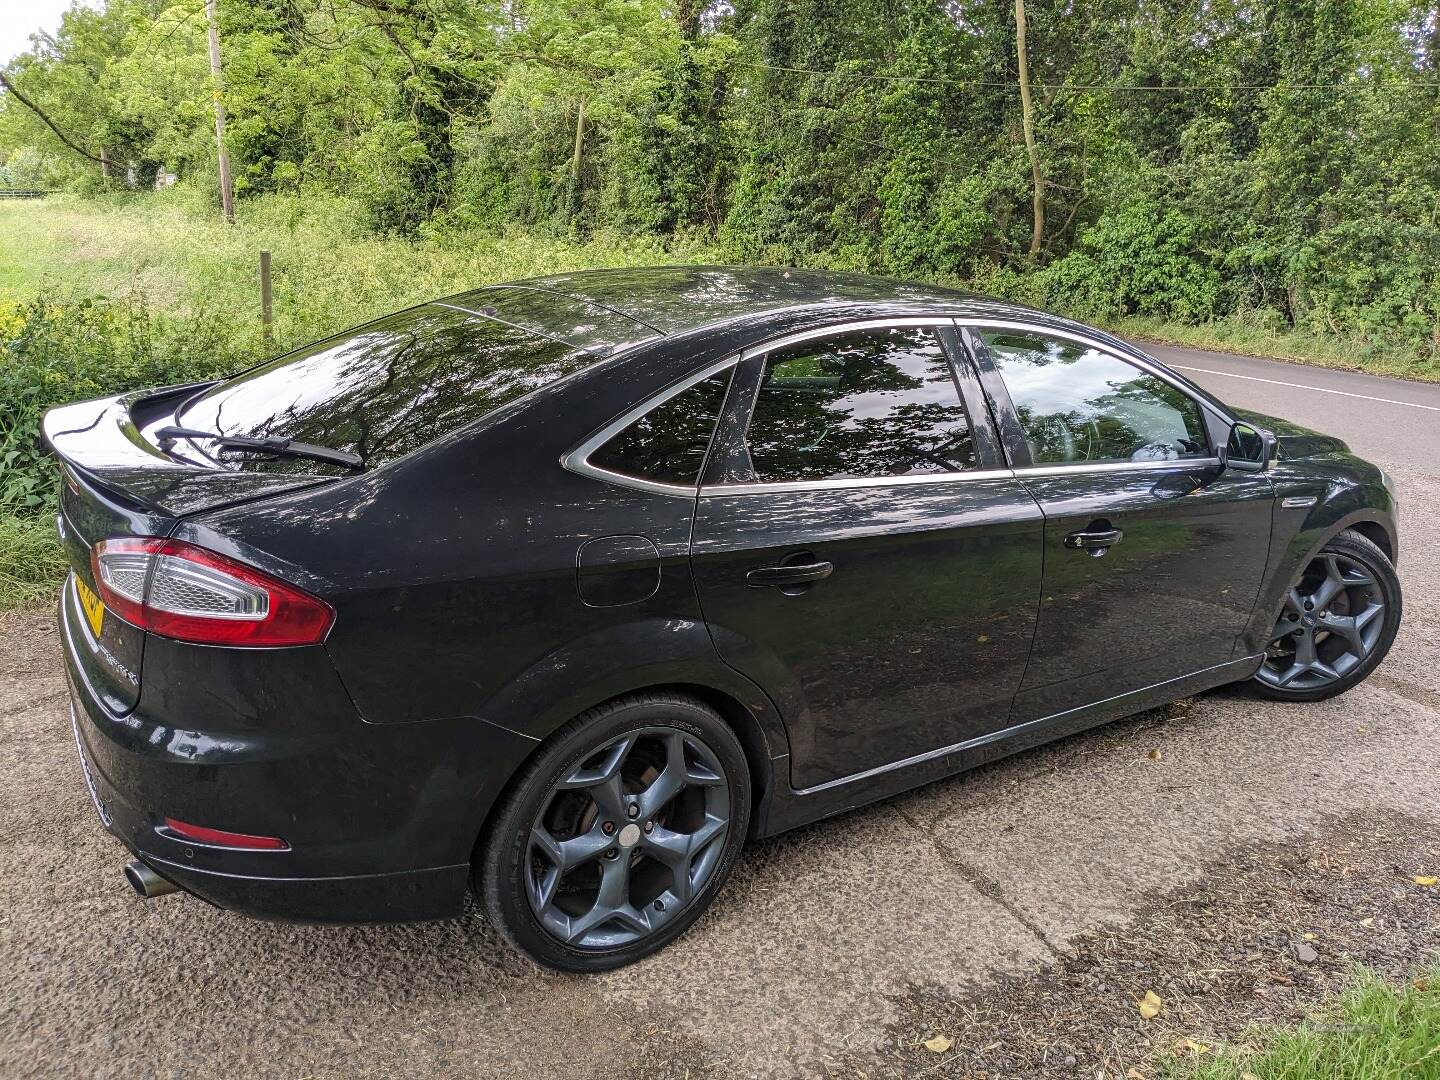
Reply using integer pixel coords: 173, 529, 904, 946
90, 538, 334, 647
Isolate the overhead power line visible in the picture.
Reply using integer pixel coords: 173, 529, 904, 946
736, 59, 1440, 92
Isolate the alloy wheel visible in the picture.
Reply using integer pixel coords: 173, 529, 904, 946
1256, 551, 1386, 691
525, 727, 731, 949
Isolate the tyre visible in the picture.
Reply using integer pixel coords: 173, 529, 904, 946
1251, 528, 1401, 701
476, 692, 750, 972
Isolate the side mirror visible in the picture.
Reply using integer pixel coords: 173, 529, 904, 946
1221, 421, 1275, 473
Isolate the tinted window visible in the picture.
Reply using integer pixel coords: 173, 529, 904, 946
744, 326, 976, 483
982, 330, 1209, 464
178, 306, 596, 471
590, 368, 733, 485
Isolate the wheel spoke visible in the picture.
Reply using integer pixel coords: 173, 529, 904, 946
563, 856, 651, 944
1311, 556, 1347, 610
558, 731, 637, 790
643, 816, 727, 903
1322, 614, 1365, 655
1293, 630, 1317, 668
637, 732, 689, 819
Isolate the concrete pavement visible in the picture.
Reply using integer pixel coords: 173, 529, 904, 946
1, 345, 1437, 1078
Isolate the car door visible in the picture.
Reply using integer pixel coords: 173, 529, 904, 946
963, 324, 1276, 724
688, 319, 1046, 791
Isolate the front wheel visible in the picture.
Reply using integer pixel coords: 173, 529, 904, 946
1251, 528, 1401, 701
476, 693, 750, 972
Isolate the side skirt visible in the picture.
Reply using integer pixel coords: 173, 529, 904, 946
757, 654, 1263, 838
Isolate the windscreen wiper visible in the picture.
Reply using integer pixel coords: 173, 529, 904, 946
155, 426, 364, 471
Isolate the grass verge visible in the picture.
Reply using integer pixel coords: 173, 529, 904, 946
1113, 314, 1440, 383
1170, 963, 1440, 1080
0, 515, 66, 611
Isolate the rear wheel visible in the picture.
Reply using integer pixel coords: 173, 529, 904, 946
1251, 529, 1400, 701
477, 693, 749, 972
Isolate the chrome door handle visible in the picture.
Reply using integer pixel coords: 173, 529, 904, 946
1063, 528, 1124, 553
746, 561, 834, 588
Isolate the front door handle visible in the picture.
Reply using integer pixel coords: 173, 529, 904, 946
1063, 528, 1124, 553
746, 561, 834, 588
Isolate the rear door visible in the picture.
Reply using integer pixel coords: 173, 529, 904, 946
964, 325, 1275, 722
689, 319, 1046, 791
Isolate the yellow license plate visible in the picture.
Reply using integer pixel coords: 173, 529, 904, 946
76, 575, 105, 637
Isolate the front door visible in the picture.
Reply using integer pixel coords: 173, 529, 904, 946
689, 321, 1046, 790
969, 326, 1275, 722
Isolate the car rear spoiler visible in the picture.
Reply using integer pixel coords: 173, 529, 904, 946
41, 384, 337, 518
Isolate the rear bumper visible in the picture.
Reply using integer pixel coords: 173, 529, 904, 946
69, 699, 469, 921
59, 576, 532, 923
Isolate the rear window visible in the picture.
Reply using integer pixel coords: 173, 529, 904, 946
177, 306, 596, 471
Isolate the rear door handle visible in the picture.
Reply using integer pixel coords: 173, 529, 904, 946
746, 561, 834, 587
1063, 528, 1124, 552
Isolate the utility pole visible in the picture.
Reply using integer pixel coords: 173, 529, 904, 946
205, 0, 235, 224
1015, 0, 1043, 260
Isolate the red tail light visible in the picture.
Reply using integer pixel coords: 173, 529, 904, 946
90, 538, 334, 647
163, 817, 289, 850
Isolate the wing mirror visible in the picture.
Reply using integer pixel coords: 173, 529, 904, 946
1220, 421, 1276, 473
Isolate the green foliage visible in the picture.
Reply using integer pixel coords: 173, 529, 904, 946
0, 514, 68, 611
1167, 963, 1440, 1080
0, 292, 241, 516
1, 0, 1437, 365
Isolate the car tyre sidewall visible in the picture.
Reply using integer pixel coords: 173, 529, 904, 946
1249, 528, 1402, 702
476, 693, 750, 973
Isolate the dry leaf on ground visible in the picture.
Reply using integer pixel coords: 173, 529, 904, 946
1137, 990, 1163, 1019
922, 1034, 953, 1054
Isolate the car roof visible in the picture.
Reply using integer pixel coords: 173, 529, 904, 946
446, 265, 1058, 339
439, 265, 1230, 415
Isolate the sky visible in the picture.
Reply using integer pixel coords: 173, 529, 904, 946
1, 0, 90, 64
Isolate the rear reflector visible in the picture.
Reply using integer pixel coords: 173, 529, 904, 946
163, 817, 289, 850
91, 538, 334, 647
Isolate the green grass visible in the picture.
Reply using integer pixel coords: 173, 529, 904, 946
1166, 963, 1440, 1080
0, 515, 67, 611
0, 189, 719, 357
1114, 314, 1440, 383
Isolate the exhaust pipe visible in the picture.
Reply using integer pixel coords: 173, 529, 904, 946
124, 860, 180, 899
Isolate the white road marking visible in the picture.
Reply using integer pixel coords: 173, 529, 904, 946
1170, 364, 1440, 413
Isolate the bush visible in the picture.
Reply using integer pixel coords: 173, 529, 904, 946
0, 291, 248, 517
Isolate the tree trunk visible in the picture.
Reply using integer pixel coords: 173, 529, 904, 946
1015, 0, 1044, 260
572, 98, 586, 182
205, 0, 236, 224
0, 72, 107, 167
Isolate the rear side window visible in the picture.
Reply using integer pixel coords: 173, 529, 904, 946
590, 368, 733, 486
177, 306, 595, 471
742, 325, 977, 483
981, 329, 1209, 464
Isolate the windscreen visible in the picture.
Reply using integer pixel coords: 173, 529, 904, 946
176, 305, 597, 471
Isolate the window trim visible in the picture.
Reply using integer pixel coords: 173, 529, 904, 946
962, 319, 1224, 472
562, 316, 1228, 498
560, 357, 739, 498
706, 317, 993, 495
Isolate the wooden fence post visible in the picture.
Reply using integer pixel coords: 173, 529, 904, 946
259, 250, 273, 348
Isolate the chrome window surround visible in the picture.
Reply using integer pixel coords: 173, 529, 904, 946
561, 356, 741, 498
561, 317, 1227, 498
962, 318, 1225, 475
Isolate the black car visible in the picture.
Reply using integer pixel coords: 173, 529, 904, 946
44, 267, 1401, 971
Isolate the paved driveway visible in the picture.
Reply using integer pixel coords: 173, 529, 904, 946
2, 345, 1437, 1078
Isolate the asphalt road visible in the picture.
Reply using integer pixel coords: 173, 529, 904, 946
2, 343, 1438, 1079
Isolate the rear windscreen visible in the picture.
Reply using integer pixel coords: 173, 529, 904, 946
177, 306, 597, 471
